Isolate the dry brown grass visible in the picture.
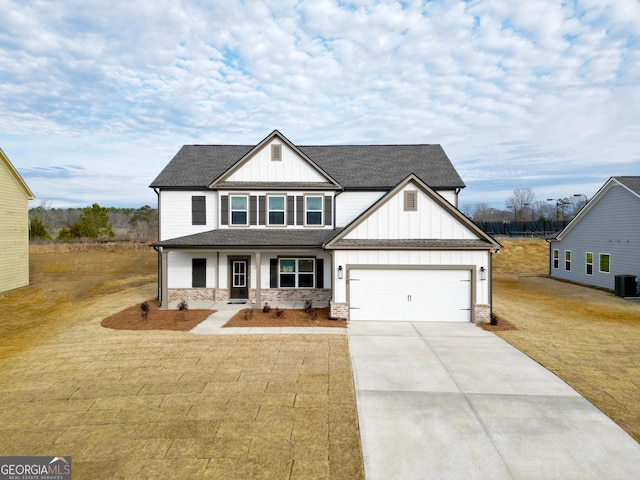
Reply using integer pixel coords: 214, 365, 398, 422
493, 237, 640, 442
0, 243, 364, 478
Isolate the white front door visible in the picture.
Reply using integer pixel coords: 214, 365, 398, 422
349, 268, 472, 322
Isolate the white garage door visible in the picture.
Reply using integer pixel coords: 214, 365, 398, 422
349, 268, 472, 322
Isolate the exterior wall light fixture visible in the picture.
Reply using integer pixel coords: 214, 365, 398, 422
337, 266, 344, 279
479, 266, 487, 281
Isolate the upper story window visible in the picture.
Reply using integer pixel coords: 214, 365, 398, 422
305, 195, 323, 226
268, 195, 285, 225
230, 195, 248, 226
192, 196, 206, 225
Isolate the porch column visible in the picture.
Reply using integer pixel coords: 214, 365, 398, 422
255, 251, 261, 306
160, 248, 169, 309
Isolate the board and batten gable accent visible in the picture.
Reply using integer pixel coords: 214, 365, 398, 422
222, 139, 331, 184
343, 182, 480, 241
159, 190, 217, 241
550, 179, 640, 292
0, 148, 35, 293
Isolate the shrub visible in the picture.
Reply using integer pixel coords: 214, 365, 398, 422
304, 299, 313, 314
177, 299, 189, 311
262, 302, 271, 313
140, 301, 150, 319
490, 313, 498, 325
274, 308, 285, 318
244, 308, 254, 320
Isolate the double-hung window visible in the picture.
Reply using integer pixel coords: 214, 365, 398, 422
553, 249, 559, 269
268, 195, 285, 225
586, 252, 593, 275
565, 251, 571, 271
279, 258, 315, 288
305, 196, 323, 226
230, 195, 248, 226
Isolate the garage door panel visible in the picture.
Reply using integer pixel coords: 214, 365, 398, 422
349, 269, 471, 322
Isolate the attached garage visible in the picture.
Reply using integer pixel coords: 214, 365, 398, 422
348, 267, 472, 322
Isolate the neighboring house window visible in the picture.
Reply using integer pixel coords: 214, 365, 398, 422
565, 251, 571, 271
230, 195, 248, 225
279, 258, 315, 288
305, 196, 323, 225
586, 252, 593, 275
271, 144, 282, 161
192, 258, 206, 288
599, 253, 610, 273
267, 195, 286, 225
404, 190, 417, 211
553, 249, 559, 269
192, 196, 206, 225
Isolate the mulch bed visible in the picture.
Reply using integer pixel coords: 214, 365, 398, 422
223, 307, 347, 328
101, 300, 213, 331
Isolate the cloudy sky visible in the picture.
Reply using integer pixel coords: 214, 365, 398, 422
1, 0, 638, 210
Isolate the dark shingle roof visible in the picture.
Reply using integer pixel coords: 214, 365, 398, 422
615, 176, 640, 196
153, 228, 343, 248
150, 144, 465, 190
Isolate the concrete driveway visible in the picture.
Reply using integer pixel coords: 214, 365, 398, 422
347, 321, 640, 480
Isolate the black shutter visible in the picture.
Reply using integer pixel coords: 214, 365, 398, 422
192, 258, 206, 287
287, 196, 295, 226
259, 196, 266, 225
192, 196, 206, 225
315, 259, 324, 288
296, 196, 304, 225
270, 258, 278, 288
324, 196, 332, 226
220, 195, 228, 225
250, 196, 257, 225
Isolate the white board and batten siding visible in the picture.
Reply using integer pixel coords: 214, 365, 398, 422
159, 190, 217, 241
226, 140, 328, 183
345, 184, 476, 240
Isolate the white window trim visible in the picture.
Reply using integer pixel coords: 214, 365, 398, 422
229, 194, 249, 226
267, 194, 286, 226
553, 249, 559, 269
586, 252, 593, 276
304, 194, 324, 227
279, 258, 315, 288
565, 250, 571, 271
599, 253, 611, 274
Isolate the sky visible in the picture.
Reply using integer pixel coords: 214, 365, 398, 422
1, 0, 639, 211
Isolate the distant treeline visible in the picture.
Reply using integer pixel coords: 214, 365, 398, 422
29, 204, 158, 242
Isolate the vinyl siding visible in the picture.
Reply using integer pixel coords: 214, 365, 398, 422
335, 191, 385, 228
550, 184, 640, 292
0, 163, 31, 292
159, 190, 218, 241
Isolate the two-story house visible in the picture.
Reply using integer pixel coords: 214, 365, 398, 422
150, 130, 501, 322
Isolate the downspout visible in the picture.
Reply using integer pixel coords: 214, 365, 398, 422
153, 188, 161, 302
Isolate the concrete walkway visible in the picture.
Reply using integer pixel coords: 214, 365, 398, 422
348, 321, 640, 480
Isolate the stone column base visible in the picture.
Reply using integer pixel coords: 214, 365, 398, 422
474, 304, 491, 324
330, 302, 349, 320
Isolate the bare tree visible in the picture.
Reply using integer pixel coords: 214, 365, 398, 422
506, 187, 536, 221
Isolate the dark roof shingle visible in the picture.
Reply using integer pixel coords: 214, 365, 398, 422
150, 144, 464, 190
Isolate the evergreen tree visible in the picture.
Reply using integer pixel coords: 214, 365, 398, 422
29, 217, 51, 240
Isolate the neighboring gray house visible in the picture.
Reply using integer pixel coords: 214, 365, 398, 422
549, 176, 640, 295
150, 130, 501, 322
